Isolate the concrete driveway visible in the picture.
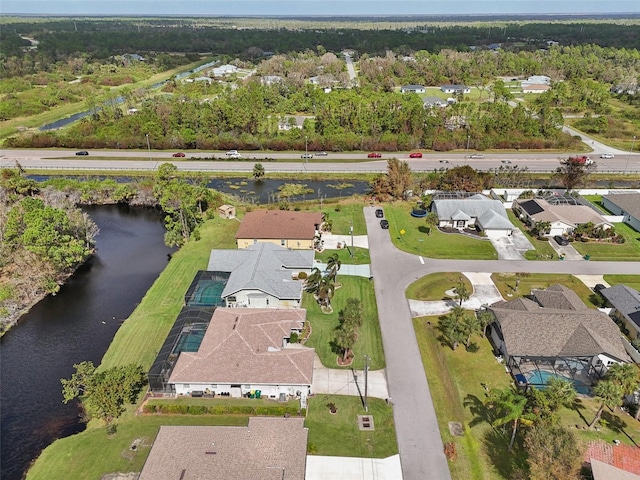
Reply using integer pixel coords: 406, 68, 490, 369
486, 230, 534, 260
311, 356, 389, 400
321, 233, 369, 249
548, 237, 585, 260
306, 455, 402, 480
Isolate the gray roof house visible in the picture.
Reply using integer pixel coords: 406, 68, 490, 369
207, 243, 314, 308
440, 84, 471, 94
488, 284, 630, 391
431, 193, 514, 235
600, 284, 640, 340
422, 96, 447, 108
401, 84, 426, 93
139, 417, 308, 480
513, 198, 612, 236
602, 192, 640, 232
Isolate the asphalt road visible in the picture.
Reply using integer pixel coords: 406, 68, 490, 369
2, 148, 640, 173
365, 205, 640, 480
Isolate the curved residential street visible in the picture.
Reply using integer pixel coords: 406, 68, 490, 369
364, 205, 640, 480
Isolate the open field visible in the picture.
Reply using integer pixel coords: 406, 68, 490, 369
406, 272, 474, 301
383, 202, 497, 259
303, 276, 385, 371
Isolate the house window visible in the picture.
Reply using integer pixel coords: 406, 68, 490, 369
183, 384, 190, 389
266, 298, 269, 305
227, 296, 236, 302
456, 220, 465, 228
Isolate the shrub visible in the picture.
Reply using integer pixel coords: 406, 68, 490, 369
297, 271, 308, 280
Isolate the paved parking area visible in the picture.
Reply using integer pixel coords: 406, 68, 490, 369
486, 230, 533, 260
311, 354, 389, 399
306, 454, 403, 480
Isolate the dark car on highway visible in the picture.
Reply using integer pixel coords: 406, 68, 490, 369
75, 151, 89, 156
380, 219, 389, 229
375, 208, 384, 218
554, 235, 569, 246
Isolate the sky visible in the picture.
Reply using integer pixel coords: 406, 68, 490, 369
2, 1, 639, 16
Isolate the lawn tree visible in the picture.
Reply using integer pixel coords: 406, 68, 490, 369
485, 386, 536, 451
325, 253, 342, 282
475, 309, 493, 337
61, 361, 146, 424
524, 423, 583, 480
252, 162, 265, 180
543, 377, 577, 413
371, 159, 413, 200
339, 298, 363, 330
531, 220, 551, 237
589, 379, 624, 428
425, 212, 439, 235
439, 306, 468, 351
335, 323, 357, 362
606, 362, 640, 400
453, 277, 471, 306
555, 157, 597, 191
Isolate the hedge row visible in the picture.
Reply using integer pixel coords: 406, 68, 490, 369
143, 403, 305, 416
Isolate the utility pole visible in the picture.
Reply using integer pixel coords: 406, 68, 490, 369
625, 135, 637, 173
350, 219, 354, 258
364, 354, 369, 412
146, 134, 151, 161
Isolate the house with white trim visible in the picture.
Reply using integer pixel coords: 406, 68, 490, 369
431, 193, 515, 235
602, 192, 640, 232
401, 84, 426, 94
440, 84, 471, 94
513, 198, 612, 236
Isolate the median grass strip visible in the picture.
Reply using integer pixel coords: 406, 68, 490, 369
306, 395, 397, 458
302, 276, 385, 371
491, 273, 598, 308
406, 272, 473, 301
100, 216, 239, 370
383, 202, 497, 259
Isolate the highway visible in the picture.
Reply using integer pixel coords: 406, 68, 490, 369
2, 148, 640, 173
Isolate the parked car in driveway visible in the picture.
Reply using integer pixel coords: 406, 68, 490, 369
368, 152, 382, 158
375, 208, 384, 218
380, 219, 389, 229
409, 152, 423, 158
469, 153, 485, 159
554, 235, 569, 246
75, 151, 89, 156
172, 152, 186, 157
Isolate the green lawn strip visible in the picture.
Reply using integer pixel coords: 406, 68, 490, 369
604, 275, 640, 291
306, 395, 397, 458
581, 195, 609, 213
406, 272, 473, 301
320, 200, 369, 235
491, 273, 598, 308
570, 222, 640, 261
100, 216, 239, 370
146, 396, 301, 410
302, 276, 385, 371
26, 414, 249, 480
506, 210, 557, 260
383, 202, 497, 259
315, 246, 371, 265
413, 316, 513, 479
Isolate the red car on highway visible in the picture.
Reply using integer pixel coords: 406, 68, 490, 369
409, 152, 423, 158
172, 152, 186, 157
367, 152, 382, 158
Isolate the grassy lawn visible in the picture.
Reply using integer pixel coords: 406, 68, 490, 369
100, 216, 239, 370
406, 272, 473, 301
315, 246, 370, 265
26, 412, 249, 480
319, 199, 369, 235
570, 222, 640, 262
383, 202, 497, 259
413, 316, 514, 479
146, 396, 301, 409
303, 276, 385, 371
306, 395, 397, 458
604, 275, 640, 291
491, 273, 598, 308
506, 210, 557, 260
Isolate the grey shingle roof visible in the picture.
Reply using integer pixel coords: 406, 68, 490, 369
432, 195, 512, 230
532, 284, 589, 311
208, 243, 314, 300
603, 193, 640, 220
601, 284, 640, 328
139, 418, 308, 480
477, 209, 516, 230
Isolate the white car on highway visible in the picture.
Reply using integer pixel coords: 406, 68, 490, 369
600, 153, 614, 159
226, 150, 241, 158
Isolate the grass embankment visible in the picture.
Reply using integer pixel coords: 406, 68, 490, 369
413, 315, 640, 480
303, 276, 385, 371
506, 210, 557, 260
315, 247, 370, 265
491, 273, 598, 308
406, 272, 473, 301
383, 202, 497, 259
306, 395, 398, 458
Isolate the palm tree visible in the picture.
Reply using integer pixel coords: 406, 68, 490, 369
544, 377, 577, 412
485, 386, 536, 451
475, 309, 493, 338
317, 276, 335, 309
326, 253, 341, 282
454, 278, 471, 307
335, 324, 357, 362
304, 267, 323, 296
589, 379, 624, 428
252, 163, 265, 180
606, 363, 640, 419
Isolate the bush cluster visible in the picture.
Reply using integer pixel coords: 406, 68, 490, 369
143, 402, 304, 416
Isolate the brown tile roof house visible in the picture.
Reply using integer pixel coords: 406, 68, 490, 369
489, 285, 629, 362
169, 308, 314, 387
236, 210, 323, 244
139, 417, 308, 480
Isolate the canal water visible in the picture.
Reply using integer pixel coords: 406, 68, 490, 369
0, 205, 174, 480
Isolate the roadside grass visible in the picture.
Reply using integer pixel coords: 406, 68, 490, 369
604, 275, 640, 291
406, 272, 473, 301
570, 222, 640, 261
26, 413, 249, 480
302, 276, 385, 371
100, 216, 239, 370
506, 210, 557, 260
413, 315, 640, 480
315, 246, 371, 265
306, 395, 397, 458
413, 316, 514, 479
491, 273, 598, 308
383, 202, 497, 259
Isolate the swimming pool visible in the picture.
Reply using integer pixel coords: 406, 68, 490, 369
526, 370, 591, 395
